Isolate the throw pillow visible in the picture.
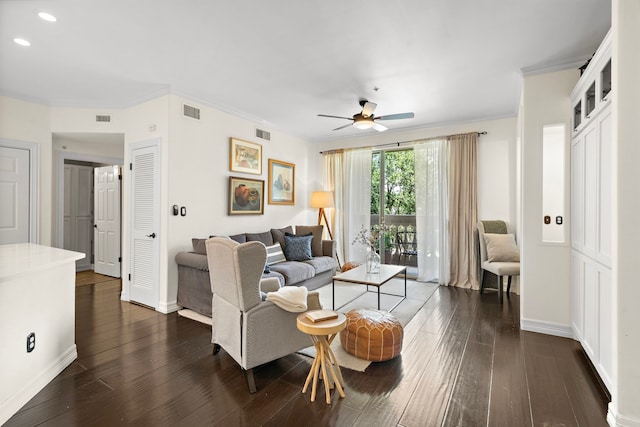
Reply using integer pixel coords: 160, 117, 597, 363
265, 243, 287, 265
295, 225, 324, 257
283, 232, 313, 261
270, 226, 294, 249
191, 238, 208, 255
246, 231, 274, 246
484, 233, 520, 262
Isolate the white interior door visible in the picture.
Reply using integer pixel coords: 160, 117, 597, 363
63, 164, 93, 271
94, 165, 122, 277
129, 143, 160, 309
0, 146, 30, 244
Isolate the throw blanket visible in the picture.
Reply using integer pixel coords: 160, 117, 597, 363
481, 220, 507, 234
266, 286, 308, 312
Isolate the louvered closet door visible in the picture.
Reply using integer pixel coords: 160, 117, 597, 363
130, 144, 160, 309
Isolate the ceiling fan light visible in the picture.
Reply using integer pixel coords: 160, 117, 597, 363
353, 118, 374, 129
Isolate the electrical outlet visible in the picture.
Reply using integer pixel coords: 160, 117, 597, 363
27, 332, 35, 353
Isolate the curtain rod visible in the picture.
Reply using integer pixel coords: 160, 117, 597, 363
319, 131, 487, 154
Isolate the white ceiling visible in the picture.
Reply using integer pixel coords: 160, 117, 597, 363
0, 0, 611, 142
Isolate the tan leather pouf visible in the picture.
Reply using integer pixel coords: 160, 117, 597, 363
340, 309, 403, 362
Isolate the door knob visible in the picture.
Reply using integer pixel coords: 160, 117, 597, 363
146, 233, 156, 238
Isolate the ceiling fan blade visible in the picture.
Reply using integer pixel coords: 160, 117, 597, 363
318, 114, 353, 120
376, 112, 415, 121
373, 123, 388, 132
333, 123, 354, 131
361, 102, 377, 118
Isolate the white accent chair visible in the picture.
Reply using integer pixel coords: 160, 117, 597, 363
477, 221, 520, 303
205, 237, 321, 393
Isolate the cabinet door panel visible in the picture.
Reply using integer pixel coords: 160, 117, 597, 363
597, 265, 612, 390
571, 138, 585, 251
597, 112, 612, 266
582, 258, 598, 360
571, 251, 585, 340
583, 125, 598, 258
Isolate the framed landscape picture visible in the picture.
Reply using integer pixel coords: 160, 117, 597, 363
268, 159, 295, 205
229, 176, 264, 215
229, 137, 262, 175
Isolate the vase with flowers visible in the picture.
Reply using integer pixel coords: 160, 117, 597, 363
352, 223, 389, 274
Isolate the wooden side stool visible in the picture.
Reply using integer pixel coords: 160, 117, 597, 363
296, 311, 346, 404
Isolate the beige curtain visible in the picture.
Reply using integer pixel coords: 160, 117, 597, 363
447, 133, 479, 289
323, 152, 343, 262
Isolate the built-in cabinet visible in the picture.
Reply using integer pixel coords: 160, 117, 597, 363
570, 30, 613, 392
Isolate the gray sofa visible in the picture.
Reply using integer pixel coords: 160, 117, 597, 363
175, 225, 337, 317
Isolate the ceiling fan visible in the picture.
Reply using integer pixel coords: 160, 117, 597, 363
318, 99, 414, 132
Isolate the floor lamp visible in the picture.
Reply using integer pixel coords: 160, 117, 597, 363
310, 191, 341, 268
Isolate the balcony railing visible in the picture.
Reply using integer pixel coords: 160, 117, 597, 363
371, 214, 417, 268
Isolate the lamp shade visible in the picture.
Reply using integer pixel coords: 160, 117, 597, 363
310, 191, 334, 208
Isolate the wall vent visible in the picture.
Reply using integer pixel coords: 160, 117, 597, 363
183, 104, 201, 120
96, 115, 111, 122
256, 128, 271, 141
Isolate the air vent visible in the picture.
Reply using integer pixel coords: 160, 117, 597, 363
256, 128, 271, 141
183, 104, 200, 120
96, 115, 111, 122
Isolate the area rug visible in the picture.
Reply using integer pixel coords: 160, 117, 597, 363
298, 278, 439, 372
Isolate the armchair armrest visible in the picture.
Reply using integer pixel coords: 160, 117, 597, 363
260, 277, 281, 293
175, 251, 209, 271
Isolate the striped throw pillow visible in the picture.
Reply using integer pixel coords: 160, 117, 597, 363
266, 243, 286, 265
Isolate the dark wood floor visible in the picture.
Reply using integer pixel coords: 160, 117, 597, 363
7, 274, 609, 426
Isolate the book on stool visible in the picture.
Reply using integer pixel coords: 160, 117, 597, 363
305, 309, 338, 323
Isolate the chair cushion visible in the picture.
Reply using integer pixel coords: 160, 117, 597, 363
283, 232, 313, 261
482, 261, 520, 276
295, 225, 324, 257
484, 233, 520, 262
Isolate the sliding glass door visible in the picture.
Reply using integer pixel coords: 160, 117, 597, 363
371, 149, 417, 275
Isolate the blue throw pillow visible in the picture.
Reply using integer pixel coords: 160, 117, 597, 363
283, 232, 313, 261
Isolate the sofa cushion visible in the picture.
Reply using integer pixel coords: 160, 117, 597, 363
191, 238, 208, 255
271, 226, 294, 249
295, 225, 324, 257
229, 233, 247, 243
266, 243, 286, 265
303, 256, 338, 274
269, 261, 315, 285
246, 231, 273, 246
284, 232, 313, 261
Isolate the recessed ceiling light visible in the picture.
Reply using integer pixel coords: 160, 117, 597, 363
13, 38, 31, 47
38, 12, 57, 22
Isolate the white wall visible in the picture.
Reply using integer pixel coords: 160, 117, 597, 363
165, 94, 314, 311
611, 0, 640, 424
0, 96, 52, 245
519, 69, 578, 335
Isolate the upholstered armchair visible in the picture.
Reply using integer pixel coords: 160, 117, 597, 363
477, 221, 520, 303
205, 237, 321, 393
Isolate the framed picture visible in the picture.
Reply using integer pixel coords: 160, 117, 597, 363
229, 137, 262, 175
229, 176, 264, 215
268, 159, 295, 205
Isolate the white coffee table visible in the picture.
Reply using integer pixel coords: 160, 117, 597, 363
331, 264, 407, 311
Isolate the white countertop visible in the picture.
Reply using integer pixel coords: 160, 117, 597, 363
0, 243, 85, 281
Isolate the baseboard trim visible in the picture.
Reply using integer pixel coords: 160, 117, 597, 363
0, 344, 77, 426
158, 300, 179, 314
520, 318, 574, 338
607, 402, 640, 427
